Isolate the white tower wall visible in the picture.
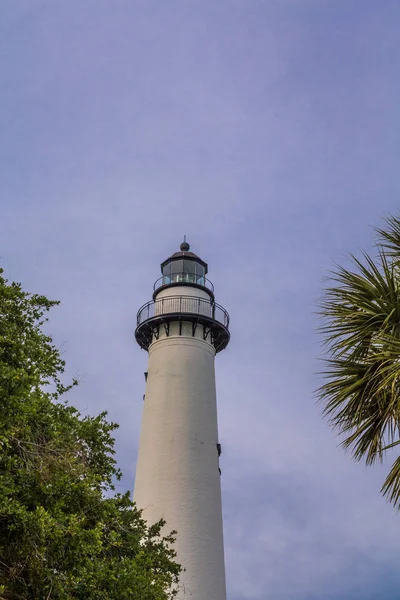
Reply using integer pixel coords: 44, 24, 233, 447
134, 242, 229, 600
133, 328, 226, 600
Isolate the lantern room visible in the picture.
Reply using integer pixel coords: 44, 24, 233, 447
153, 238, 214, 298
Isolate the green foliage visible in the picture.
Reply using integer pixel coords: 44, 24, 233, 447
0, 269, 180, 599
318, 215, 400, 509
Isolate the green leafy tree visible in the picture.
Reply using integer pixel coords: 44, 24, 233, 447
0, 269, 180, 599
318, 214, 400, 509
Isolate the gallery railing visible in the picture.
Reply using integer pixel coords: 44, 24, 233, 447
137, 295, 229, 330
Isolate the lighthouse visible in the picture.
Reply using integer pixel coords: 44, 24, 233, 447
134, 239, 230, 600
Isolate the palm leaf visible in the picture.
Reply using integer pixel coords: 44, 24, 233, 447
318, 245, 400, 508
375, 214, 400, 258
381, 457, 400, 506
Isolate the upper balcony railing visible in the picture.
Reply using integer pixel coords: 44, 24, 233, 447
154, 272, 214, 293
137, 295, 230, 330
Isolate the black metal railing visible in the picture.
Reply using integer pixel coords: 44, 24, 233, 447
137, 295, 229, 329
153, 273, 214, 292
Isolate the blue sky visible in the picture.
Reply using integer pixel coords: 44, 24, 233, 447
1, 1, 400, 598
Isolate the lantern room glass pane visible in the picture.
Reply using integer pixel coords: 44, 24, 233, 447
181, 259, 195, 283
161, 262, 171, 285
195, 263, 205, 284
170, 260, 183, 282
162, 263, 171, 276
183, 260, 195, 275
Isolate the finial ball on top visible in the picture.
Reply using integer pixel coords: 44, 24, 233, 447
180, 236, 190, 252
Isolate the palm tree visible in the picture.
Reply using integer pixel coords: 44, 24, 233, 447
318, 214, 400, 508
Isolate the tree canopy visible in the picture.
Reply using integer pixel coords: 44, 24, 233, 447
0, 268, 180, 599
318, 214, 400, 509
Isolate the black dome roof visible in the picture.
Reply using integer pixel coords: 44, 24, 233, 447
160, 240, 208, 273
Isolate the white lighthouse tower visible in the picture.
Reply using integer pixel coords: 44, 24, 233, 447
133, 239, 230, 600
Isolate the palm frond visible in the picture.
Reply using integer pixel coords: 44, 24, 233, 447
381, 457, 400, 507
375, 214, 400, 258
318, 246, 400, 507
